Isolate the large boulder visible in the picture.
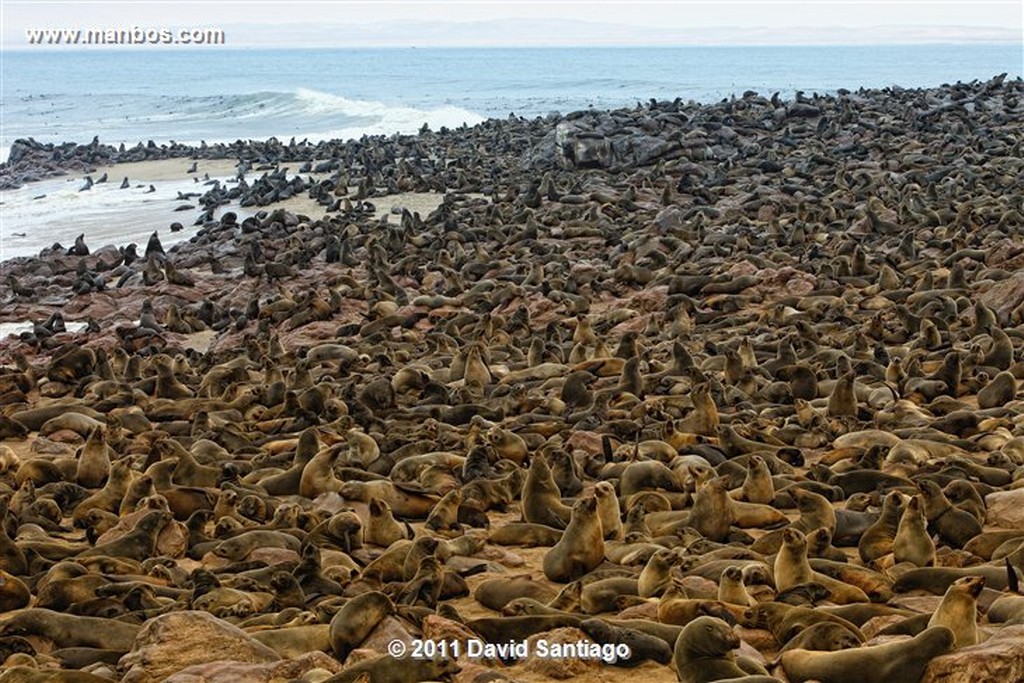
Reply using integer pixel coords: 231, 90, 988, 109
524, 627, 603, 679
978, 272, 1024, 325
922, 625, 1024, 683
986, 488, 1024, 528
164, 652, 342, 683
119, 611, 280, 683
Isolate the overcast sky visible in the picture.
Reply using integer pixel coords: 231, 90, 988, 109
3, 0, 1021, 47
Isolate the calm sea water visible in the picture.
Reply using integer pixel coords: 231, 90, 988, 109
3, 44, 1021, 156
0, 44, 1020, 261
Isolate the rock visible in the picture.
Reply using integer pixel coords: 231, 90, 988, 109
736, 626, 776, 652
978, 273, 1024, 325
922, 625, 1024, 683
524, 627, 602, 679
565, 431, 603, 456
616, 601, 659, 620
654, 206, 687, 234
679, 575, 719, 597
889, 596, 944, 613
164, 652, 342, 683
248, 547, 300, 565
422, 615, 480, 645
360, 616, 414, 655
863, 615, 912, 640
556, 123, 612, 169
119, 611, 280, 683
986, 489, 1024, 528
474, 546, 525, 566
454, 663, 512, 683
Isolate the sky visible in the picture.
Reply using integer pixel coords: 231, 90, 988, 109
2, 0, 1021, 47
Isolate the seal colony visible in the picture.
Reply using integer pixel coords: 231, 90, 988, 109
1, 74, 1023, 683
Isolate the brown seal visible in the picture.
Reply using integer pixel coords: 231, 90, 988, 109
522, 454, 572, 529
673, 615, 766, 683
473, 575, 557, 611
364, 497, 410, 547
0, 609, 139, 651
780, 625, 954, 683
858, 491, 905, 564
926, 575, 984, 648
777, 620, 864, 654
542, 496, 605, 583
893, 495, 935, 567
775, 528, 869, 604
329, 591, 394, 661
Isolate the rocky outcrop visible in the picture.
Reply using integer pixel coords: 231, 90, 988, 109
163, 652, 343, 683
119, 611, 280, 683
922, 625, 1024, 683
524, 627, 603, 679
986, 489, 1024, 528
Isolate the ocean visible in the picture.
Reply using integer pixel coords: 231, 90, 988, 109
1, 44, 1021, 260
4, 44, 1021, 157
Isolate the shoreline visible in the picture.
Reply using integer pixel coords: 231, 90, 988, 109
0, 156, 449, 262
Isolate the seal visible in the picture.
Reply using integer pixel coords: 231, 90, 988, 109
673, 616, 767, 683
488, 522, 562, 547
522, 454, 572, 529
580, 618, 673, 666
735, 455, 774, 504
717, 565, 756, 607
329, 591, 394, 661
364, 497, 411, 547
779, 626, 954, 683
687, 476, 733, 542
775, 528, 869, 604
466, 615, 582, 642
918, 479, 982, 549
542, 496, 605, 583
79, 509, 171, 562
926, 575, 984, 648
594, 481, 622, 540
777, 620, 864, 653
639, 548, 680, 598
0, 609, 140, 651
473, 575, 557, 611
858, 491, 905, 565
893, 494, 935, 567
581, 577, 641, 614
0, 570, 31, 612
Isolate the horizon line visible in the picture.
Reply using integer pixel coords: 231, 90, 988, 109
4, 39, 1021, 51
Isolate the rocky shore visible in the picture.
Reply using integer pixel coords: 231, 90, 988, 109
1, 73, 1023, 683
